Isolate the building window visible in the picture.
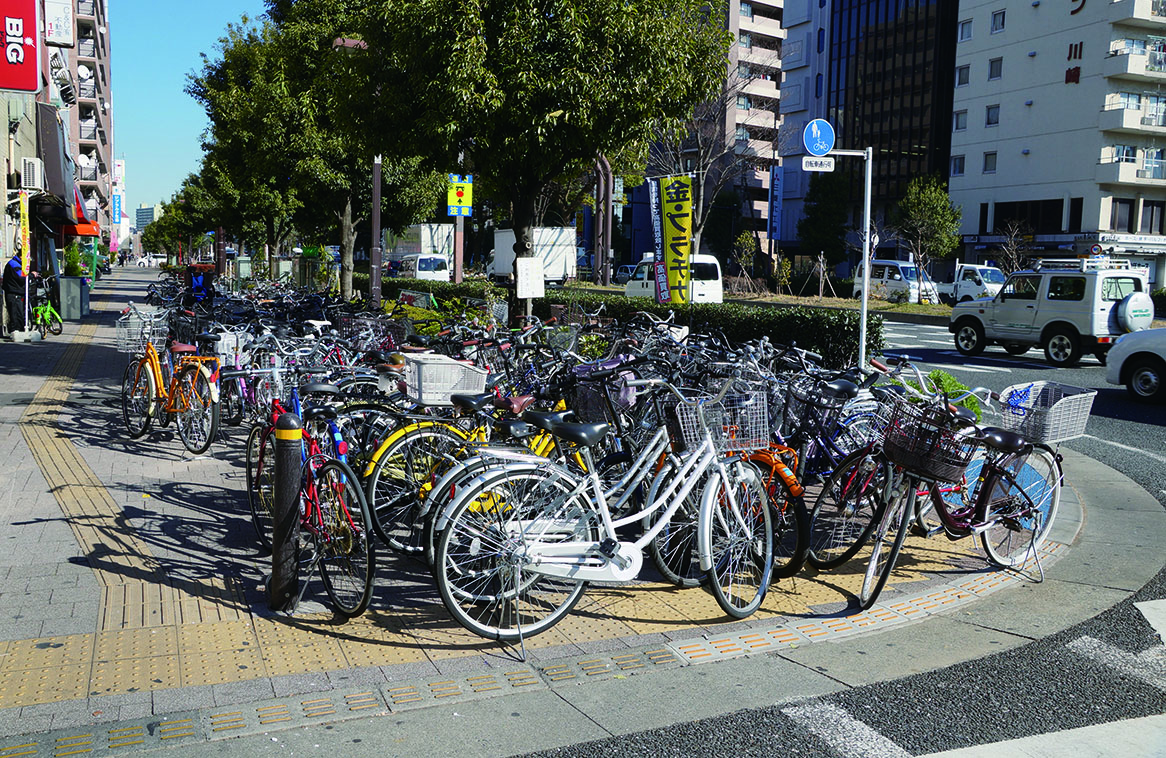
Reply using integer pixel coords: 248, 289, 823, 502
817, 28, 825, 54
991, 9, 1006, 33
953, 110, 968, 131
735, 125, 749, 142
988, 57, 1003, 80
815, 73, 823, 98
739, 32, 751, 49
1111, 199, 1135, 232
986, 104, 1000, 126
738, 62, 750, 78
740, 1, 753, 18
1144, 147, 1166, 178
983, 152, 997, 173
951, 155, 966, 176
737, 94, 752, 110
959, 19, 973, 41
1141, 200, 1165, 234
1118, 92, 1142, 110
955, 65, 970, 87
1114, 144, 1138, 163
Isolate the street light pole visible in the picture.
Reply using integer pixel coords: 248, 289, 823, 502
370, 154, 382, 307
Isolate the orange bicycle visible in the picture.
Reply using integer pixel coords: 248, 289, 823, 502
118, 304, 221, 455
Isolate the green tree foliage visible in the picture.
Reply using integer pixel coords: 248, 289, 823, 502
796, 171, 850, 265
893, 174, 962, 277
354, 0, 732, 261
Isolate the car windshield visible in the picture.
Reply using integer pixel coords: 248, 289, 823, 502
900, 266, 918, 281
418, 258, 446, 271
691, 262, 719, 281
982, 269, 1006, 284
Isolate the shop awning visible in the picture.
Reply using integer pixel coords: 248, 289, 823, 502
62, 187, 100, 237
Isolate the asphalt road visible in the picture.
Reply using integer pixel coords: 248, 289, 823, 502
878, 321, 1166, 510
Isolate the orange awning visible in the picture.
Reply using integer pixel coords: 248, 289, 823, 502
62, 220, 101, 237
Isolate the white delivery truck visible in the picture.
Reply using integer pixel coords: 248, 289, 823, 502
488, 227, 578, 285
936, 263, 1007, 304
386, 224, 454, 267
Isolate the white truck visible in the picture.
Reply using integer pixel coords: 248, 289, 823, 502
488, 227, 578, 284
936, 263, 1007, 304
386, 224, 454, 264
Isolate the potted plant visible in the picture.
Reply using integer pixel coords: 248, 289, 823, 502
58, 241, 91, 320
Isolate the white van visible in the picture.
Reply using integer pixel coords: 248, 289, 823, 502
853, 259, 940, 304
399, 254, 451, 282
624, 254, 723, 303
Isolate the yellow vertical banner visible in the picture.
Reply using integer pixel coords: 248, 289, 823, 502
18, 191, 30, 273
660, 176, 692, 304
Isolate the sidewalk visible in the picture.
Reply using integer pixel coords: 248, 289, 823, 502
0, 267, 1161, 756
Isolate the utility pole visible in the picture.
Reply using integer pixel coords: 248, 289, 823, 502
370, 154, 382, 306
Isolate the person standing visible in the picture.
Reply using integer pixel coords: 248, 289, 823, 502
3, 246, 36, 335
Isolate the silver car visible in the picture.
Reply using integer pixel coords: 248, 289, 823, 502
614, 264, 636, 284
1105, 326, 1166, 402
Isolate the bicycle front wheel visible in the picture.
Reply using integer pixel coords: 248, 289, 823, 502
246, 424, 275, 552
220, 378, 244, 427
434, 468, 592, 641
121, 360, 155, 438
748, 450, 808, 578
315, 459, 376, 618
47, 311, 63, 336
858, 484, 914, 610
701, 461, 774, 619
175, 365, 220, 455
807, 448, 888, 569
646, 459, 707, 588
981, 446, 1061, 568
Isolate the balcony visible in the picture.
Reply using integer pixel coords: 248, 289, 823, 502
1137, 164, 1166, 179
77, 80, 97, 100
77, 0, 96, 18
742, 76, 779, 99
1099, 103, 1166, 134
78, 38, 97, 59
1109, 0, 1166, 29
1103, 49, 1166, 82
79, 122, 97, 141
1095, 158, 1166, 184
78, 166, 98, 182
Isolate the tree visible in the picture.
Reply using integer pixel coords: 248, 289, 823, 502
893, 174, 962, 279
994, 219, 1034, 274
796, 171, 850, 265
355, 0, 733, 265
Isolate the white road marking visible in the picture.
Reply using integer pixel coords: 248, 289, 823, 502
1135, 599, 1166, 641
783, 702, 911, 758
920, 339, 956, 346
920, 362, 1014, 374
1066, 635, 1166, 690
1079, 435, 1166, 465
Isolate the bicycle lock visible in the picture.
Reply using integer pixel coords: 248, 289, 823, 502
270, 413, 302, 612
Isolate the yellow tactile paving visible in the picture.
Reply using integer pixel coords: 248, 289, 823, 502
176, 619, 257, 653
181, 648, 264, 686
261, 642, 347, 677
94, 627, 179, 661
0, 664, 89, 708
2, 637, 92, 670
90, 655, 182, 697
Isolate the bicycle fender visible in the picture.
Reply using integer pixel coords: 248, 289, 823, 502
696, 463, 766, 573
197, 364, 220, 404
362, 420, 470, 479
748, 449, 804, 498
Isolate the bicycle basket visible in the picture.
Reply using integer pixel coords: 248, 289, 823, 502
674, 393, 769, 453
403, 353, 488, 406
997, 381, 1096, 443
783, 374, 849, 437
115, 310, 167, 354
881, 396, 977, 483
539, 324, 581, 353
213, 332, 251, 363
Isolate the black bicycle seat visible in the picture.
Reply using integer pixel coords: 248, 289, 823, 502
451, 392, 494, 413
549, 421, 609, 448
979, 427, 1030, 455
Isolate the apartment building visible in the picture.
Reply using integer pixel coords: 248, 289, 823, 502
68, 0, 115, 235
950, 0, 1166, 287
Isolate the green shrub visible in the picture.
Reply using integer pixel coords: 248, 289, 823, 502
62, 241, 84, 277
1153, 287, 1166, 317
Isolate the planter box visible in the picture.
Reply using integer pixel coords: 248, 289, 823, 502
58, 276, 90, 321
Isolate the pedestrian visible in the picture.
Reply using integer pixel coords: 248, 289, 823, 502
3, 245, 37, 335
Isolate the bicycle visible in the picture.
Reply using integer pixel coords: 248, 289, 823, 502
30, 277, 63, 338
118, 305, 221, 455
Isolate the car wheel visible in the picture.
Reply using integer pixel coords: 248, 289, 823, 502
1043, 328, 1082, 367
1004, 343, 1029, 356
959, 295, 973, 303
1126, 356, 1165, 402
954, 319, 986, 357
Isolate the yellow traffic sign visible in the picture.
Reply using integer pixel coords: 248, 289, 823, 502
447, 174, 473, 217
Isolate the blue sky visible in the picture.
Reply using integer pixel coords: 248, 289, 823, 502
109, 0, 269, 218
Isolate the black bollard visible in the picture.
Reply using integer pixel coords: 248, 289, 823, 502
269, 413, 302, 611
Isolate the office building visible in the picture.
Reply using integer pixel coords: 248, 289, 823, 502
136, 204, 162, 229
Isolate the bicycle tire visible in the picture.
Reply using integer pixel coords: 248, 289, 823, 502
365, 424, 467, 554
121, 360, 155, 439
434, 467, 592, 641
806, 448, 888, 569
315, 459, 376, 618
36, 313, 47, 339
175, 365, 220, 455
701, 461, 774, 619
220, 378, 245, 427
246, 424, 275, 552
47, 312, 63, 336
980, 446, 1061, 568
857, 484, 914, 610
646, 459, 708, 588
748, 450, 809, 578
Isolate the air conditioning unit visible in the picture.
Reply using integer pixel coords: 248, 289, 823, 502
20, 157, 44, 191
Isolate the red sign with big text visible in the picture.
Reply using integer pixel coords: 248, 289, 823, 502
2, 0, 42, 94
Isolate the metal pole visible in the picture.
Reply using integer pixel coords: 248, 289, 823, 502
453, 151, 465, 284
600, 155, 614, 287
269, 413, 302, 612
593, 160, 605, 285
370, 155, 383, 307
857, 146, 873, 368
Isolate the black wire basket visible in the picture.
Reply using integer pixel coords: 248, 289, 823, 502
881, 396, 976, 483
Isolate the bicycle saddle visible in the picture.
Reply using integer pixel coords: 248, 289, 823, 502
406, 334, 431, 347
451, 392, 494, 413
303, 405, 338, 423
494, 395, 535, 415
979, 427, 1030, 455
548, 421, 610, 448
195, 333, 221, 343
522, 409, 575, 432
169, 343, 197, 354
824, 378, 860, 399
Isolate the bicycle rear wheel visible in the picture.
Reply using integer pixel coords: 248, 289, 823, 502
434, 468, 592, 641
749, 449, 808, 578
701, 461, 774, 619
646, 459, 707, 588
246, 424, 275, 552
47, 311, 63, 336
175, 365, 220, 455
858, 484, 914, 610
981, 446, 1061, 568
315, 459, 376, 618
806, 448, 888, 569
220, 378, 244, 427
121, 360, 155, 438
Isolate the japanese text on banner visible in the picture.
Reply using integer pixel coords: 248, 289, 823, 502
660, 176, 692, 304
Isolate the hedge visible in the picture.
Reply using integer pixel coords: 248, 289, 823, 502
1154, 287, 1166, 318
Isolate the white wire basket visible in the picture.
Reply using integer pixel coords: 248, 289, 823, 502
115, 311, 168, 354
997, 381, 1096, 443
213, 332, 252, 364
674, 393, 770, 453
403, 353, 488, 406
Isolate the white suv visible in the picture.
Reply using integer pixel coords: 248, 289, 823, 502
949, 258, 1155, 366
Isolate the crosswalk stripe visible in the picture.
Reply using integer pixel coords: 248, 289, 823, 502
1066, 636, 1166, 690
1135, 599, 1166, 640
782, 702, 911, 758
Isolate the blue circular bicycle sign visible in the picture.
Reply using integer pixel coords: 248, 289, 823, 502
803, 119, 835, 157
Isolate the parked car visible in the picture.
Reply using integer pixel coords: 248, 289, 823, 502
949, 257, 1154, 366
136, 252, 162, 267
614, 264, 637, 284
1105, 327, 1166, 402
624, 255, 723, 303
853, 259, 941, 304
936, 263, 1006, 304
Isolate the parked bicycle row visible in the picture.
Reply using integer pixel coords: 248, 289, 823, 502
113, 277, 1094, 649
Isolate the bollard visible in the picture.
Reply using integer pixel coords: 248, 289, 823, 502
269, 413, 302, 612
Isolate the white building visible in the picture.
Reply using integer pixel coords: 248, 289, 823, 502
950, 0, 1166, 288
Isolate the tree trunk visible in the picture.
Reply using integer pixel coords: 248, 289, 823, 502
338, 196, 356, 300
511, 191, 537, 260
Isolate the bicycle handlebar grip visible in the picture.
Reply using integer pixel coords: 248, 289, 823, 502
869, 358, 889, 372
544, 317, 557, 325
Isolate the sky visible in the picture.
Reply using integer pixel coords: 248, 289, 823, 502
109, 0, 269, 218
